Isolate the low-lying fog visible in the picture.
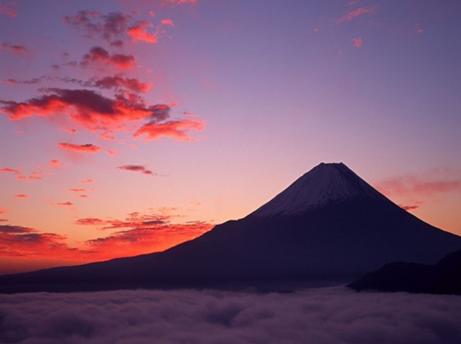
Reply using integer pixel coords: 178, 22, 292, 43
1, 287, 461, 343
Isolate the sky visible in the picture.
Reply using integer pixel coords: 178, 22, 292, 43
0, 0, 460, 273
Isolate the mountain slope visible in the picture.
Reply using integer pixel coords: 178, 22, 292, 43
348, 249, 461, 294
1, 162, 460, 293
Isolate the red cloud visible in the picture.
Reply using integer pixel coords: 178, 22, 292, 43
15, 194, 29, 199
59, 142, 101, 153
90, 76, 151, 93
82, 211, 212, 259
118, 165, 154, 175
0, 208, 6, 215
135, 118, 204, 141
0, 225, 72, 257
128, 21, 158, 44
375, 176, 461, 198
64, 11, 131, 43
1, 42, 28, 55
338, 6, 376, 24
81, 46, 136, 69
1, 90, 203, 141
86, 222, 210, 258
1, 88, 165, 132
1, 211, 212, 272
352, 37, 363, 48
81, 178, 94, 184
57, 201, 73, 207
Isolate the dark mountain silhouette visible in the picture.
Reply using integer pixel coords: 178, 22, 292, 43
348, 249, 461, 295
1, 162, 460, 293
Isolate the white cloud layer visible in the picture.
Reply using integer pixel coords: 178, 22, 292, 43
1, 287, 461, 343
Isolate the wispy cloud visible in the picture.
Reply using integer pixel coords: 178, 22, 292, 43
352, 36, 363, 48
89, 75, 152, 93
0, 167, 43, 181
135, 118, 205, 141
58, 142, 101, 153
64, 11, 131, 44
118, 165, 155, 175
0, 42, 28, 55
337, 6, 376, 24
161, 18, 174, 27
49, 159, 61, 168
0, 2, 16, 17
375, 176, 461, 198
56, 201, 73, 207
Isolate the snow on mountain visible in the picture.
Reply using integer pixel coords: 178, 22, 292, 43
251, 162, 386, 217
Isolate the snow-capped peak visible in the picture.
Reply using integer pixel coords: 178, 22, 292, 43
250, 162, 384, 217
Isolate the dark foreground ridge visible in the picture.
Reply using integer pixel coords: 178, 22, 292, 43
1, 162, 460, 293
348, 249, 461, 295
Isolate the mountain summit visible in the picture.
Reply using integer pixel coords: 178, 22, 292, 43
251, 162, 385, 217
1, 163, 461, 293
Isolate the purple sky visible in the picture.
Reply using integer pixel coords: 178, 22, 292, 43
0, 0, 460, 272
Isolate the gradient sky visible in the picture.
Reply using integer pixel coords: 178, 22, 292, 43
1, 0, 460, 273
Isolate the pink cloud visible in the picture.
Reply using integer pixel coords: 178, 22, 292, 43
352, 36, 363, 48
375, 176, 461, 198
49, 159, 61, 168
15, 194, 29, 199
135, 118, 204, 141
338, 6, 376, 24
161, 18, 174, 27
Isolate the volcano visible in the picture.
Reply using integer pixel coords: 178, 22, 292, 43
1, 162, 460, 293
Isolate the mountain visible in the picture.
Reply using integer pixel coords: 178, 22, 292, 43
348, 249, 461, 295
1, 162, 460, 293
